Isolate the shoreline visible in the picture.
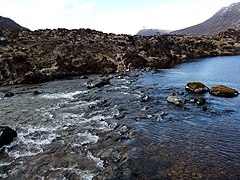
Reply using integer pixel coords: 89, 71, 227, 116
0, 28, 239, 85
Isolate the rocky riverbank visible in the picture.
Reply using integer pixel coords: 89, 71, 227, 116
0, 28, 239, 85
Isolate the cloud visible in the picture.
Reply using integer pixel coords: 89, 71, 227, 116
0, 0, 238, 34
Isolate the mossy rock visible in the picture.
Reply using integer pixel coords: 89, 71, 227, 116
210, 85, 239, 97
185, 82, 209, 93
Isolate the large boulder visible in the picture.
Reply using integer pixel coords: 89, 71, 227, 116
123, 53, 147, 69
185, 82, 209, 93
210, 85, 239, 97
0, 126, 17, 148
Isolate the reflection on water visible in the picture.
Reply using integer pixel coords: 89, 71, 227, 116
142, 55, 240, 88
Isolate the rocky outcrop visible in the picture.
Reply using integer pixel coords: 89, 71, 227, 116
0, 28, 239, 85
210, 85, 239, 97
0, 126, 17, 148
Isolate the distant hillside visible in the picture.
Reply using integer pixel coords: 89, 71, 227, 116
172, 2, 240, 35
0, 16, 27, 30
137, 29, 171, 36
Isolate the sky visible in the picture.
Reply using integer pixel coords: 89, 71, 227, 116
0, 0, 239, 34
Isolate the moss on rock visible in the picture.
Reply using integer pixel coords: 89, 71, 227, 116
185, 82, 209, 93
210, 85, 239, 97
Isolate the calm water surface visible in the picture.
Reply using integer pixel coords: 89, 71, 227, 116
132, 55, 240, 178
0, 56, 239, 179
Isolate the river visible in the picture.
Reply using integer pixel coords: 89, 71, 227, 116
0, 56, 240, 179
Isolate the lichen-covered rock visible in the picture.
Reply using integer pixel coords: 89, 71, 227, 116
185, 82, 209, 93
167, 96, 184, 106
210, 85, 239, 97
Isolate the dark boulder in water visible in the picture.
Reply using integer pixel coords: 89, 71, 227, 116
33, 90, 41, 95
185, 82, 209, 93
197, 97, 207, 105
4, 91, 15, 97
0, 126, 17, 148
86, 77, 110, 89
210, 85, 239, 97
140, 94, 150, 102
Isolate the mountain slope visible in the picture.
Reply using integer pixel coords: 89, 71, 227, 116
0, 16, 27, 30
172, 2, 240, 35
137, 29, 171, 36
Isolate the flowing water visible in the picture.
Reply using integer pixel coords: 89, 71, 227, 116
0, 56, 240, 179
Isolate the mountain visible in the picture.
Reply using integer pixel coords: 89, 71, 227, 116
137, 29, 171, 36
172, 2, 240, 35
0, 16, 27, 30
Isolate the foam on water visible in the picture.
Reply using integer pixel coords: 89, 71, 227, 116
87, 151, 104, 169
0, 162, 12, 167
7, 126, 59, 159
0, 77, 130, 179
74, 132, 99, 146
0, 173, 8, 178
40, 90, 88, 100
60, 112, 86, 126
8, 148, 43, 159
90, 114, 107, 121
113, 85, 129, 90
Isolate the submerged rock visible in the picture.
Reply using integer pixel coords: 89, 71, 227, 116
210, 85, 239, 97
33, 90, 41, 95
140, 94, 150, 102
0, 126, 17, 148
185, 82, 209, 93
167, 96, 184, 106
86, 77, 110, 89
187, 98, 197, 103
197, 97, 207, 105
